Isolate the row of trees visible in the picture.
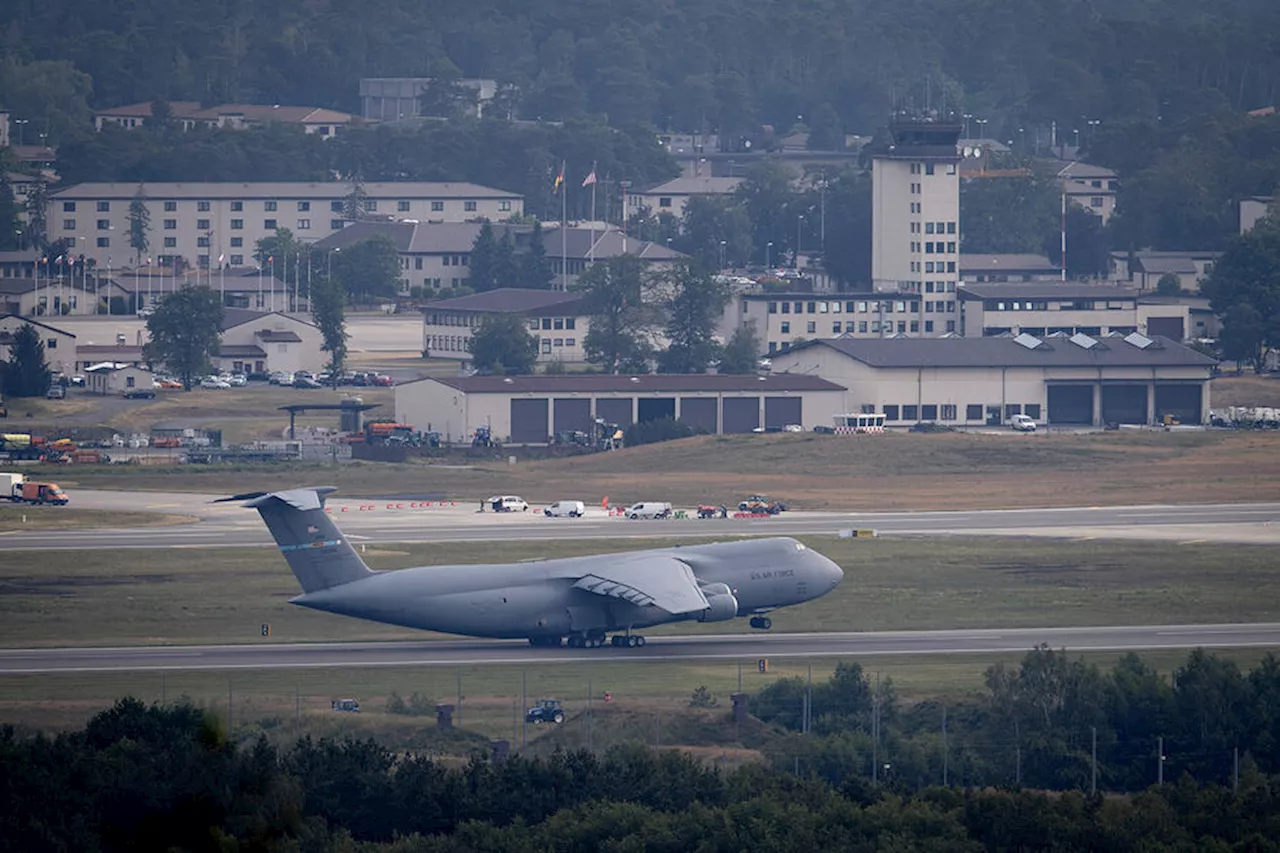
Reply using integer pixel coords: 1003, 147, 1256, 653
754, 648, 1280, 794
466, 257, 761, 376
5, 680, 1280, 851
5, 0, 1280, 147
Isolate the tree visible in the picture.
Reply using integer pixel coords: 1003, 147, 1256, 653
310, 276, 348, 381
127, 184, 151, 265
142, 285, 225, 390
0, 174, 20, 251
1201, 219, 1280, 370
333, 236, 402, 303
0, 323, 52, 397
467, 312, 538, 374
960, 176, 1060, 255
521, 220, 554, 289
342, 177, 369, 222
656, 262, 727, 374
678, 195, 753, 270
578, 255, 658, 373
720, 322, 763, 374
23, 181, 49, 251
494, 230, 519, 288
806, 103, 843, 151
468, 222, 499, 292
737, 161, 798, 265
1155, 273, 1183, 296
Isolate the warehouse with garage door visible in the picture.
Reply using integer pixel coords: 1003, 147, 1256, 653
395, 374, 847, 444
768, 333, 1216, 428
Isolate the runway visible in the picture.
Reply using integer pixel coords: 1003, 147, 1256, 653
3, 492, 1280, 549
3, 623, 1279, 673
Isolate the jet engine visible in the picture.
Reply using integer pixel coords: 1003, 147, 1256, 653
698, 582, 739, 622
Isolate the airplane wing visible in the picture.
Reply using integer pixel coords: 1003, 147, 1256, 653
572, 554, 709, 615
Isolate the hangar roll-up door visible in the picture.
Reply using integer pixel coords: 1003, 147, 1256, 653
722, 397, 760, 434
509, 398, 549, 444
596, 398, 633, 428
552, 398, 591, 434
764, 397, 802, 430
1048, 385, 1093, 424
637, 397, 676, 423
1147, 317, 1185, 340
1102, 384, 1147, 425
679, 398, 717, 434
1156, 384, 1202, 423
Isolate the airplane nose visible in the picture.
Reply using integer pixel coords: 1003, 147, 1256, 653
824, 554, 844, 588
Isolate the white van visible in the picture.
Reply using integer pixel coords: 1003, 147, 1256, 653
626, 501, 672, 520
544, 500, 586, 518
1009, 414, 1037, 432
489, 495, 529, 512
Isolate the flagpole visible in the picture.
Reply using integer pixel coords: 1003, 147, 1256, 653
589, 161, 597, 264
257, 263, 263, 310
560, 160, 568, 291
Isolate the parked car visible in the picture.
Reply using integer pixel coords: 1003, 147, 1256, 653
626, 501, 672, 520
199, 376, 231, 389
157, 378, 183, 389
45, 386, 66, 400
544, 500, 585, 518
488, 495, 529, 512
228, 373, 248, 387
268, 371, 292, 385
122, 387, 156, 399
1009, 414, 1038, 432
246, 371, 271, 382
293, 375, 322, 389
373, 374, 394, 387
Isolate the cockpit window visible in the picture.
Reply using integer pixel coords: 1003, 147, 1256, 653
795, 542, 807, 551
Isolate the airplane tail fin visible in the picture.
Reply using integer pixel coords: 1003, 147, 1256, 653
219, 487, 375, 594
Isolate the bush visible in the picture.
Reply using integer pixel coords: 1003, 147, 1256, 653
689, 685, 718, 708
623, 416, 696, 447
386, 691, 435, 716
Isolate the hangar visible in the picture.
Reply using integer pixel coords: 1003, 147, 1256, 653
395, 374, 847, 444
768, 333, 1217, 428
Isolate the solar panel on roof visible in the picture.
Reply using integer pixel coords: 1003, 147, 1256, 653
1124, 332, 1155, 349
1069, 332, 1100, 349
1013, 332, 1044, 350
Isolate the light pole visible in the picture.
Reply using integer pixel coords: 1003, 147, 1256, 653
765, 241, 773, 270
13, 118, 28, 146
1086, 119, 1101, 147
975, 118, 988, 139
719, 240, 726, 270
795, 215, 804, 268
962, 114, 973, 138
1073, 128, 1080, 149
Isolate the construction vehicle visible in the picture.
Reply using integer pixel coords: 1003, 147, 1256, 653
738, 494, 788, 514
364, 422, 418, 446
698, 504, 728, 519
10, 480, 69, 505
0, 433, 46, 461
473, 425, 500, 448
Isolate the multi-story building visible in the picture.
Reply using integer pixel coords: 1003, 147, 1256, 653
625, 176, 742, 221
735, 292, 959, 355
957, 283, 1196, 341
421, 288, 590, 364
1108, 250, 1221, 293
960, 253, 1063, 283
1053, 160, 1119, 225
360, 78, 497, 121
93, 102, 358, 137
45, 181, 524, 269
870, 113, 962, 335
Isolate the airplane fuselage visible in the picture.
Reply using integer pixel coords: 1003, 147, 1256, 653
292, 537, 842, 639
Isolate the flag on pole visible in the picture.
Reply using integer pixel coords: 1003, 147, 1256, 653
218, 254, 225, 264
553, 162, 564, 193
582, 168, 597, 187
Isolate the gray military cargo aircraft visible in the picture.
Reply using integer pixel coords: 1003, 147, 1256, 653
225, 486, 844, 648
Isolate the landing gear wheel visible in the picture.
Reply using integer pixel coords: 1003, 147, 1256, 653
567, 635, 584, 648
636, 636, 646, 647
625, 635, 637, 648
750, 616, 773, 630
610, 636, 622, 647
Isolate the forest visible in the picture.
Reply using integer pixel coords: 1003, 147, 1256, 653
4, 648, 1280, 850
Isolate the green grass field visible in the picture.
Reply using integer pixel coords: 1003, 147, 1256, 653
0, 505, 195, 531
48, 429, 1280, 511
1, 537, 1277, 649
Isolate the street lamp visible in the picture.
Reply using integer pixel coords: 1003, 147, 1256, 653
795, 215, 804, 268
765, 241, 773, 270
962, 114, 973, 138
13, 118, 28, 146
975, 118, 988, 139
719, 240, 727, 270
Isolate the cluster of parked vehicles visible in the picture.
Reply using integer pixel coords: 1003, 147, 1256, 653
483, 494, 788, 520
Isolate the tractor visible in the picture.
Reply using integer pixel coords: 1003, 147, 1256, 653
525, 698, 565, 724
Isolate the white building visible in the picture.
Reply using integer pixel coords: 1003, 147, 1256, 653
1055, 160, 1119, 224
870, 113, 962, 335
770, 334, 1216, 428
625, 176, 743, 221
84, 363, 154, 395
1108, 251, 1221, 293
46, 181, 525, 270
422, 288, 590, 364
217, 308, 324, 375
1240, 195, 1274, 234
957, 283, 1195, 341
360, 78, 498, 121
395, 374, 847, 444
0, 314, 77, 375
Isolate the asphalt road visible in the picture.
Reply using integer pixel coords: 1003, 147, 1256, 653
3, 623, 1278, 674
3, 495, 1279, 549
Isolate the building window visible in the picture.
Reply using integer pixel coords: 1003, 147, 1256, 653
806, 321, 816, 334
63, 202, 76, 212
163, 237, 176, 248
565, 318, 575, 330
940, 404, 957, 420
921, 404, 937, 421
96, 201, 110, 212
780, 321, 790, 333
542, 339, 552, 354
499, 201, 511, 212
329, 201, 343, 213
365, 201, 377, 212
966, 404, 983, 421
781, 302, 790, 314
659, 197, 672, 208
164, 201, 177, 212
1005, 404, 1022, 419
903, 405, 919, 420
565, 337, 575, 346
553, 318, 564, 330
924, 163, 935, 176
63, 219, 75, 230
553, 338, 564, 347
47, 338, 57, 349
194, 201, 209, 212
197, 236, 210, 247
947, 242, 956, 253
464, 201, 477, 212
230, 254, 244, 265
297, 219, 311, 230
946, 320, 956, 332
329, 219, 344, 229
94, 219, 108, 230
264, 201, 278, 211
397, 200, 410, 212
833, 322, 842, 334
264, 219, 277, 229
231, 201, 243, 212
96, 237, 110, 247
432, 201, 444, 212
298, 201, 311, 211
196, 218, 210, 230
1025, 404, 1042, 419
228, 219, 242, 230
925, 222, 935, 234
925, 320, 934, 332
947, 222, 956, 234
883, 405, 900, 421
230, 237, 243, 247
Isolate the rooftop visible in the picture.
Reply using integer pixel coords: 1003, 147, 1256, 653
0, 314, 75, 337
423, 288, 583, 315
51, 181, 522, 200
637, 176, 743, 196
415, 373, 845, 394
184, 104, 357, 124
220, 308, 317, 332
787, 336, 1217, 369
95, 101, 204, 118
312, 220, 487, 254
957, 283, 1140, 300
960, 253, 1062, 273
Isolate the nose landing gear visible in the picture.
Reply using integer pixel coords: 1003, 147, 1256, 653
610, 635, 646, 648
749, 616, 773, 630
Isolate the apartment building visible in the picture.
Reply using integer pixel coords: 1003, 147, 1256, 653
46, 181, 524, 269
739, 292, 960, 355
1054, 160, 1119, 224
957, 283, 1195, 341
625, 176, 742, 221
1109, 250, 1221, 293
421, 288, 590, 364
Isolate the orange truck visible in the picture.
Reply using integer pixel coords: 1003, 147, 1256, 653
10, 481, 69, 505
